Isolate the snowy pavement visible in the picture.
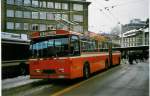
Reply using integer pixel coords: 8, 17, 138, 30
2, 75, 42, 90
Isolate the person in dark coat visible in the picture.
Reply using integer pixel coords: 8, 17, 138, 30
128, 51, 138, 64
128, 52, 133, 64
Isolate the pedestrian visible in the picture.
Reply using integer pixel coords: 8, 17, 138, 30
121, 51, 128, 64
128, 52, 133, 64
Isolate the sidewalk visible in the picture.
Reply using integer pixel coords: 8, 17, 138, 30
2, 75, 42, 90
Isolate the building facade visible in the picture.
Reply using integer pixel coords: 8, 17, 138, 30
121, 28, 149, 47
1, 0, 90, 34
122, 19, 146, 33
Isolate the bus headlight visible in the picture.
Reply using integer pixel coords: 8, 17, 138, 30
58, 68, 65, 73
35, 69, 42, 73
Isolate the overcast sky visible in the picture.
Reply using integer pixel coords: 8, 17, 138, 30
87, 0, 149, 33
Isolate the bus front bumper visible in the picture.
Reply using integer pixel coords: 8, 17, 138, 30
30, 74, 71, 79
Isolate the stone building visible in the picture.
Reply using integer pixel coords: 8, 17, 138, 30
121, 28, 149, 47
122, 19, 146, 33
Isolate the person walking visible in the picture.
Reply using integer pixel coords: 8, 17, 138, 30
128, 52, 133, 64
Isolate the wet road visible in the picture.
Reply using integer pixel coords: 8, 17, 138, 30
2, 61, 149, 96
58, 61, 149, 96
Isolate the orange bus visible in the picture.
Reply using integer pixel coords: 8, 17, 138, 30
29, 30, 121, 79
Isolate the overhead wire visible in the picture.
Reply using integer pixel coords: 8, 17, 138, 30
101, 0, 147, 12
91, 0, 142, 24
89, 1, 115, 24
89, 0, 120, 31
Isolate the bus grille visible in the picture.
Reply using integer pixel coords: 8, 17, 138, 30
43, 70, 56, 74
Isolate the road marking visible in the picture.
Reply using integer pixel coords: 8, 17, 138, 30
51, 64, 129, 96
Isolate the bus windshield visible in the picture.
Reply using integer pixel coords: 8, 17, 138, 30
30, 36, 69, 58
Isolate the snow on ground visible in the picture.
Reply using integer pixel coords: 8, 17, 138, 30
2, 75, 41, 90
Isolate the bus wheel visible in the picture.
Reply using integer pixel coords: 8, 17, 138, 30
83, 63, 90, 79
105, 59, 109, 70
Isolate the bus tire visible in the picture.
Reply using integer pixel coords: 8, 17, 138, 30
105, 59, 109, 70
83, 63, 90, 79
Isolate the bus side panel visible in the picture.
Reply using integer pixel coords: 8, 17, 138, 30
69, 56, 100, 79
112, 52, 121, 65
70, 54, 108, 79
112, 54, 118, 65
70, 56, 97, 78
70, 58, 84, 79
96, 55, 107, 71
87, 56, 106, 73
83, 56, 97, 73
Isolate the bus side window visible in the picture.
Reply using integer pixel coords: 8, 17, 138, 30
70, 35, 80, 56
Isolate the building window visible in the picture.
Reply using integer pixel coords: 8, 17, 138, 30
24, 23, 29, 30
62, 3, 68, 10
73, 15, 83, 22
7, 10, 14, 17
55, 3, 61, 9
7, 22, 14, 29
32, 24, 39, 31
73, 25, 83, 32
32, 0, 38, 7
15, 23, 22, 30
7, 0, 14, 4
24, 11, 31, 18
73, 4, 83, 11
24, 0, 31, 6
47, 2, 54, 8
15, 0, 22, 5
62, 14, 68, 20
32, 12, 39, 19
40, 24, 46, 31
55, 14, 61, 20
129, 38, 131, 42
133, 37, 135, 42
40, 1, 46, 8
40, 12, 46, 19
47, 13, 54, 20
15, 11, 22, 18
